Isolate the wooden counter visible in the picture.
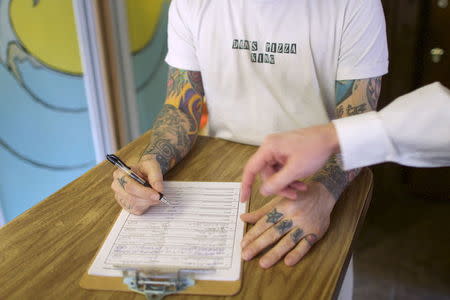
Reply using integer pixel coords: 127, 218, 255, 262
0, 133, 373, 300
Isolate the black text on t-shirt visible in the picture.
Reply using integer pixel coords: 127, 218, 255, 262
232, 39, 297, 65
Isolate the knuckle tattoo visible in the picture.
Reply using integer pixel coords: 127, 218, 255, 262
126, 200, 133, 211
275, 219, 293, 235
291, 228, 304, 244
266, 208, 283, 224
118, 176, 127, 190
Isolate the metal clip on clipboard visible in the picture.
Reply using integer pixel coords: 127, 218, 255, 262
118, 267, 213, 300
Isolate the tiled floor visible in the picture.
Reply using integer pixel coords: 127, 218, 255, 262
353, 165, 450, 300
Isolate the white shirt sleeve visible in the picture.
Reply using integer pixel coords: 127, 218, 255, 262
332, 82, 450, 170
165, 0, 200, 71
336, 0, 389, 80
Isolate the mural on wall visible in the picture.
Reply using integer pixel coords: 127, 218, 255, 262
126, 0, 170, 133
126, 0, 208, 134
0, 0, 95, 222
0, 0, 208, 223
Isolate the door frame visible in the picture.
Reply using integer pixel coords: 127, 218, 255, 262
0, 206, 5, 227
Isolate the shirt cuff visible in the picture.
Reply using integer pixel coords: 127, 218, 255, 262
332, 111, 396, 170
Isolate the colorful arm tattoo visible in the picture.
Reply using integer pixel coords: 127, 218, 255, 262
140, 67, 205, 174
312, 77, 382, 200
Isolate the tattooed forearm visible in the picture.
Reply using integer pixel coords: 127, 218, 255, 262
166, 67, 204, 136
141, 105, 191, 174
266, 208, 284, 224
336, 103, 368, 118
346, 103, 367, 115
275, 219, 293, 235
142, 136, 181, 174
167, 67, 188, 96
140, 67, 205, 174
367, 77, 382, 110
335, 77, 381, 114
312, 155, 360, 200
314, 77, 381, 200
335, 80, 358, 105
187, 71, 205, 96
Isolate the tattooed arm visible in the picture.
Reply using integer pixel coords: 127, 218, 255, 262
239, 77, 382, 268
111, 67, 204, 215
140, 67, 205, 174
311, 77, 382, 200
240, 77, 382, 202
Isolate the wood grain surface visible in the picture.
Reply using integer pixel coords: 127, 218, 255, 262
0, 133, 373, 300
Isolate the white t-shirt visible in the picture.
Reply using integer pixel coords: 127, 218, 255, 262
165, 0, 389, 146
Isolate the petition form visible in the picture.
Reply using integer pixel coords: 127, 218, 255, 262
88, 181, 247, 281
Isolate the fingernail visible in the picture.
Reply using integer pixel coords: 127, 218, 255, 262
284, 257, 294, 266
259, 259, 269, 268
242, 252, 250, 261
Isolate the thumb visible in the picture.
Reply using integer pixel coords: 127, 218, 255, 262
240, 199, 278, 224
240, 146, 272, 202
138, 160, 164, 192
240, 211, 262, 224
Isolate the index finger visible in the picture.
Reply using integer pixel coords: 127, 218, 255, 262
240, 147, 274, 202
113, 168, 162, 202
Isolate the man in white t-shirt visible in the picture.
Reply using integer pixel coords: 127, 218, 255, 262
111, 0, 388, 285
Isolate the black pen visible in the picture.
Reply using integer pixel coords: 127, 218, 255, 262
106, 154, 170, 205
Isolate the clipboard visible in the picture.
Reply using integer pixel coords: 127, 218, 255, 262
80, 227, 244, 299
79, 267, 242, 297
79, 181, 247, 299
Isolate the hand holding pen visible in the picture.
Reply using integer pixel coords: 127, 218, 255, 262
108, 154, 170, 215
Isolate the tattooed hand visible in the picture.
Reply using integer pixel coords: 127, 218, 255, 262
240, 182, 334, 268
111, 158, 164, 215
240, 123, 339, 202
110, 68, 205, 214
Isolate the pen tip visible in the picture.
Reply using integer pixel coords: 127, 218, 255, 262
160, 196, 171, 205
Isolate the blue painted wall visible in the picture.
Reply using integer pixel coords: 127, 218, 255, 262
130, 1, 169, 134
0, 0, 170, 223
0, 0, 95, 222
